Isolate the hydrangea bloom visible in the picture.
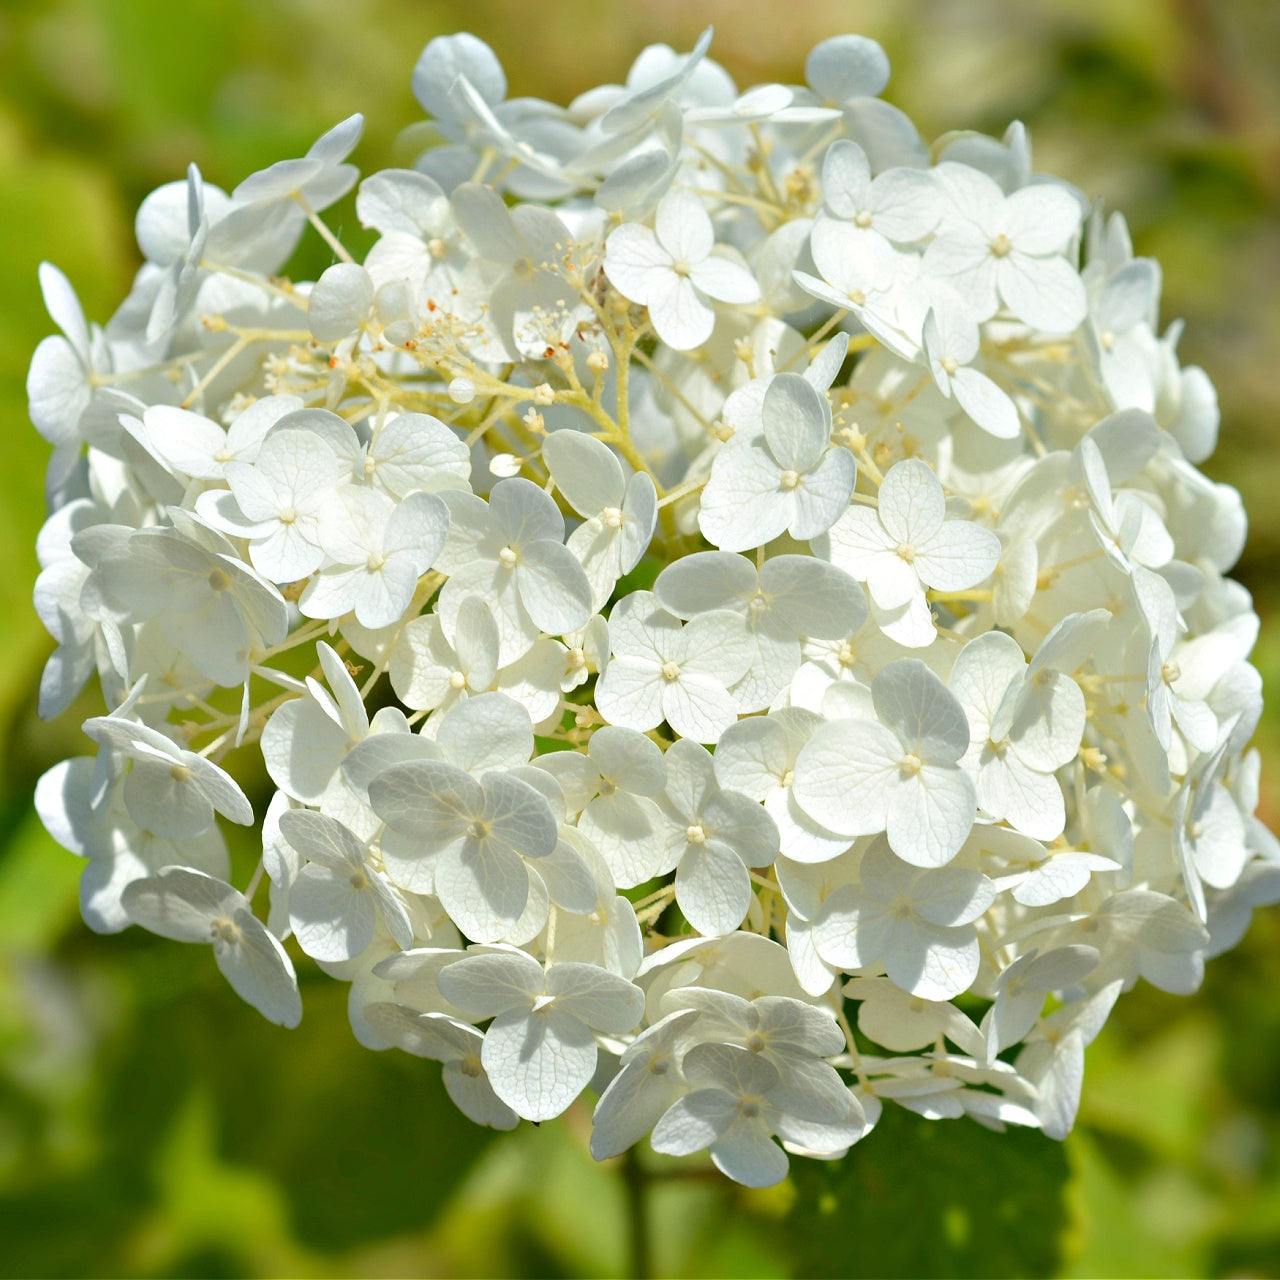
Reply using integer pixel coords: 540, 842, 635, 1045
30, 28, 1277, 1189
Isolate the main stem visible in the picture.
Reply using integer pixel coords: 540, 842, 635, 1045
622, 1146, 652, 1280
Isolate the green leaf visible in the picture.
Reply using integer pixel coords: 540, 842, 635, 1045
787, 1105, 1070, 1278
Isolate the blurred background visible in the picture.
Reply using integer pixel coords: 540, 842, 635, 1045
1, 0, 1279, 1275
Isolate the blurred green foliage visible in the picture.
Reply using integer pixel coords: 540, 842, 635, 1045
1, 1, 1279, 1275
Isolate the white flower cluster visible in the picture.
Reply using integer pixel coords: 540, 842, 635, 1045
30, 29, 1279, 1187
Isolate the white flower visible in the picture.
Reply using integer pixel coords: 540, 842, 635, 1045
793, 659, 976, 868
82, 713, 254, 840
715, 710, 850, 864
654, 552, 866, 712
650, 1041, 864, 1188
300, 486, 449, 628
982, 945, 1100, 1063
698, 373, 856, 551
28, 262, 102, 461
435, 478, 592, 663
921, 303, 1020, 439
923, 166, 1087, 332
279, 809, 414, 960
122, 867, 301, 1027
543, 430, 657, 609
369, 758, 558, 943
595, 592, 753, 743
1015, 982, 1122, 1139
811, 139, 941, 284
774, 852, 863, 996
655, 739, 780, 936
604, 188, 760, 351
825, 458, 1000, 647
233, 113, 363, 214
76, 512, 288, 690
591, 1009, 701, 1159
538, 725, 667, 888
26, 23, 1274, 1181
209, 418, 351, 581
949, 630, 1079, 840
36, 755, 230, 935
812, 837, 995, 1000
437, 949, 645, 1121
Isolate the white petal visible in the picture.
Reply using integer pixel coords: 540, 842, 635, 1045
647, 270, 715, 351
545, 962, 646, 1032
792, 719, 899, 837
806, 34, 890, 102
676, 840, 754, 936
1004, 184, 1081, 255
309, 262, 374, 342
214, 908, 303, 1027
884, 767, 976, 868
596, 657, 665, 732
950, 367, 1020, 439
697, 440, 793, 551
516, 540, 592, 634
604, 223, 671, 305
436, 949, 543, 1016
662, 674, 742, 745
762, 374, 830, 472
877, 459, 944, 545
288, 864, 376, 961
914, 520, 1001, 592
872, 658, 970, 763
710, 1116, 790, 1188
483, 1007, 597, 1121
791, 449, 858, 540
655, 188, 713, 263
543, 430, 626, 515
688, 254, 760, 305
997, 253, 1087, 333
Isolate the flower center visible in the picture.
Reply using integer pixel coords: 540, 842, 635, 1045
210, 916, 241, 945
990, 233, 1012, 257
661, 660, 681, 682
498, 546, 518, 569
